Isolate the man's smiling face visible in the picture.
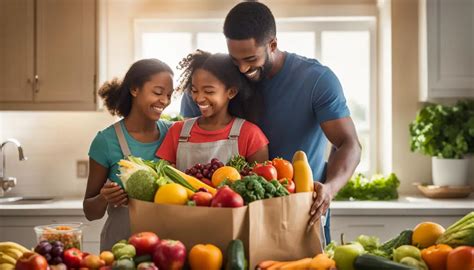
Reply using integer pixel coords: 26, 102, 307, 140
226, 38, 274, 82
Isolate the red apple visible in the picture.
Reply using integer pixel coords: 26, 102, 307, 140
211, 186, 244, 208
129, 232, 160, 256
191, 190, 213, 206
153, 239, 186, 270
15, 252, 48, 270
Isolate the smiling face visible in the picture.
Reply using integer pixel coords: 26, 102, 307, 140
131, 71, 173, 121
227, 38, 274, 82
190, 68, 237, 119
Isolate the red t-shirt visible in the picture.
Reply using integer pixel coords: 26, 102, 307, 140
156, 118, 268, 164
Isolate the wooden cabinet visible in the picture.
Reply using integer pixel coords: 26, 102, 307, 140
0, 216, 104, 254
0, 0, 97, 110
419, 0, 474, 100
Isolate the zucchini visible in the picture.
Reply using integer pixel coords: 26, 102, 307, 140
225, 239, 247, 270
354, 254, 417, 270
380, 230, 413, 257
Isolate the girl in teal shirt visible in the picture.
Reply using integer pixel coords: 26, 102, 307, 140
84, 59, 174, 251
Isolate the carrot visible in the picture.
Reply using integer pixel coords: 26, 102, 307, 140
279, 258, 312, 269
266, 261, 291, 270
257, 260, 279, 269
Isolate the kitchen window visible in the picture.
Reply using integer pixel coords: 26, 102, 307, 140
135, 18, 376, 174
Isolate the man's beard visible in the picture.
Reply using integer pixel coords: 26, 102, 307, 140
256, 50, 273, 82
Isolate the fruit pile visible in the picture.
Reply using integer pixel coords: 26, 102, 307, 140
257, 212, 474, 270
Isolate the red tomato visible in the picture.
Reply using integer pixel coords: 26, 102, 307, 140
15, 252, 48, 270
253, 162, 278, 181
447, 246, 474, 270
272, 158, 294, 180
128, 232, 160, 256
279, 178, 296, 193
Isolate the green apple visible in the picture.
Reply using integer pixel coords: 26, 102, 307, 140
393, 245, 421, 262
333, 242, 365, 270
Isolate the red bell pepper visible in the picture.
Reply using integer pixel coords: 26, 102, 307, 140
63, 248, 84, 268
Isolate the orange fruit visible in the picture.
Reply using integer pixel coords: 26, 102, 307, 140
211, 166, 241, 187
412, 222, 445, 248
154, 183, 188, 205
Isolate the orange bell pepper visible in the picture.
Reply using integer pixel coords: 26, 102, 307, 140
421, 244, 453, 270
447, 246, 474, 270
188, 244, 223, 270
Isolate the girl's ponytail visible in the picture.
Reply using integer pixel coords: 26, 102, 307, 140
98, 78, 131, 117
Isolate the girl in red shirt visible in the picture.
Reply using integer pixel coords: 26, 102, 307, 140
156, 50, 268, 171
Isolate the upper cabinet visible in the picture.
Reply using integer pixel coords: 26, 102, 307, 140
419, 0, 474, 101
0, 0, 97, 110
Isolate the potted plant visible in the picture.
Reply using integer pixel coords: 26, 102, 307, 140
409, 100, 474, 186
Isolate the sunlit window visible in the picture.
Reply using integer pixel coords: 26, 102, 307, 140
135, 19, 375, 174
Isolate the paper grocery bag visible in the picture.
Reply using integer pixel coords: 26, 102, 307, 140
247, 192, 323, 268
128, 199, 248, 256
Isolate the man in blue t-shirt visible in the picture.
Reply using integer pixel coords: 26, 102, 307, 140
181, 2, 362, 242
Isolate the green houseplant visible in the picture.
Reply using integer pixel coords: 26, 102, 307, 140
409, 100, 474, 186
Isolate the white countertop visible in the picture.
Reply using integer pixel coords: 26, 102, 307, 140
0, 195, 472, 216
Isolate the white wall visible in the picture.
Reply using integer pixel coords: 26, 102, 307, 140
0, 112, 114, 197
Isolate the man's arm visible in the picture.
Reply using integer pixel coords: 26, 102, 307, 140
308, 116, 361, 226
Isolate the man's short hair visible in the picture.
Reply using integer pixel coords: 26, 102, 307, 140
224, 1, 276, 46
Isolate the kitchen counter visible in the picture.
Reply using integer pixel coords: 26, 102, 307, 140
330, 194, 474, 216
0, 197, 85, 216
0, 194, 472, 216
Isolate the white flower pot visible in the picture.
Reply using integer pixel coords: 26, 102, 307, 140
432, 157, 470, 186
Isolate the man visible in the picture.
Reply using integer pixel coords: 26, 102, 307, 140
181, 1, 361, 242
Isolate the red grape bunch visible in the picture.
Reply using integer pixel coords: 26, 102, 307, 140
185, 158, 224, 180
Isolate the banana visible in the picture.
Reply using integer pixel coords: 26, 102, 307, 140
0, 242, 29, 253
0, 253, 16, 265
3, 248, 22, 260
0, 263, 15, 270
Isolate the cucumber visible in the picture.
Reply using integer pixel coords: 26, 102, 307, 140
354, 254, 417, 270
225, 239, 247, 270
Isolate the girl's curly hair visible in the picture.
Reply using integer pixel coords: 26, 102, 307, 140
177, 50, 261, 122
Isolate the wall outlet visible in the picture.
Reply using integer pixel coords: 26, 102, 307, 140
77, 160, 89, 178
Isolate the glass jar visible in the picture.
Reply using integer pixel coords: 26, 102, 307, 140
34, 223, 83, 250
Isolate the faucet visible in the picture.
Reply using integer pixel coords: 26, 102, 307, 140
0, 139, 27, 197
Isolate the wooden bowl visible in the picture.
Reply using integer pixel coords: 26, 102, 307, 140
415, 183, 472, 199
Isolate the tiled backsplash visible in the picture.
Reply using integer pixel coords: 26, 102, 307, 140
0, 111, 115, 198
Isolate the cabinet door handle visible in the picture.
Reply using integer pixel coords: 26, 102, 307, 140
34, 75, 39, 93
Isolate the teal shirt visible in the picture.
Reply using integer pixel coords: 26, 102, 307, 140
88, 119, 172, 187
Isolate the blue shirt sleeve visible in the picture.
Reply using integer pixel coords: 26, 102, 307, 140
312, 68, 350, 123
88, 131, 110, 168
180, 92, 201, 118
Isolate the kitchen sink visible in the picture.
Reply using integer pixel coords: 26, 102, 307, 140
0, 196, 56, 204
